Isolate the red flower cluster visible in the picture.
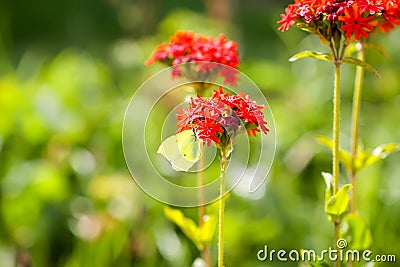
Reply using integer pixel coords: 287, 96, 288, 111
145, 31, 240, 85
176, 87, 269, 146
278, 0, 400, 40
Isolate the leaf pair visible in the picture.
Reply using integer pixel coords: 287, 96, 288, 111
345, 42, 388, 58
318, 136, 399, 174
289, 50, 380, 79
322, 172, 352, 223
164, 205, 218, 251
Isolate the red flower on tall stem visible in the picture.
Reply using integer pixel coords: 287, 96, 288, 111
339, 3, 379, 40
145, 31, 240, 85
380, 0, 400, 32
277, 0, 400, 41
176, 87, 269, 146
278, 5, 299, 32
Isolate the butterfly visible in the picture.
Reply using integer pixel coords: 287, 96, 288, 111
157, 129, 202, 172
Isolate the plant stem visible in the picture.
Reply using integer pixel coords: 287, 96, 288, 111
333, 63, 341, 195
194, 83, 212, 267
199, 145, 205, 223
218, 148, 228, 267
350, 43, 365, 214
197, 149, 206, 224
198, 144, 212, 267
333, 62, 341, 267
202, 249, 211, 267
334, 221, 340, 265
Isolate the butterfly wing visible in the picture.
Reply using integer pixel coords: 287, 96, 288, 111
177, 130, 201, 162
157, 130, 201, 172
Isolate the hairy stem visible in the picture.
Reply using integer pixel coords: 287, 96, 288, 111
334, 222, 340, 267
333, 63, 341, 195
195, 83, 212, 267
198, 145, 212, 267
199, 145, 205, 223
218, 148, 227, 267
350, 44, 365, 214
333, 62, 341, 267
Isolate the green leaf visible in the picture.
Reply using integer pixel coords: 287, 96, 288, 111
325, 184, 352, 223
341, 213, 372, 250
353, 142, 366, 171
199, 213, 218, 246
318, 138, 399, 173
295, 22, 317, 34
317, 136, 353, 173
164, 206, 217, 251
345, 42, 387, 59
321, 172, 333, 217
300, 260, 332, 267
342, 57, 380, 79
321, 172, 333, 189
164, 206, 203, 250
352, 143, 399, 172
366, 42, 388, 57
289, 51, 333, 63
362, 143, 400, 170
344, 43, 359, 57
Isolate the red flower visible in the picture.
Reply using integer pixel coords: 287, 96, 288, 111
278, 0, 400, 40
145, 31, 240, 85
380, 0, 400, 32
278, 5, 300, 32
358, 0, 384, 14
176, 87, 269, 146
379, 20, 396, 31
229, 92, 269, 134
339, 3, 378, 40
195, 118, 224, 146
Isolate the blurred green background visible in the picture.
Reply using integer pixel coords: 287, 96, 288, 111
0, 0, 399, 266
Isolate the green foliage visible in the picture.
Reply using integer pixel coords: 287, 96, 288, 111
318, 136, 399, 173
1, 1, 400, 266
345, 43, 360, 57
288, 49, 380, 78
340, 213, 372, 250
164, 206, 217, 251
345, 42, 388, 57
317, 136, 353, 173
325, 184, 352, 223
289, 51, 333, 63
364, 42, 388, 57
342, 57, 380, 79
300, 260, 332, 267
356, 143, 399, 171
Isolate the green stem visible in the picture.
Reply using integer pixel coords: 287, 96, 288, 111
202, 248, 211, 267
333, 63, 341, 195
199, 145, 205, 223
334, 221, 340, 266
218, 148, 227, 267
350, 44, 365, 214
333, 62, 341, 267
194, 83, 212, 267
198, 145, 212, 267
